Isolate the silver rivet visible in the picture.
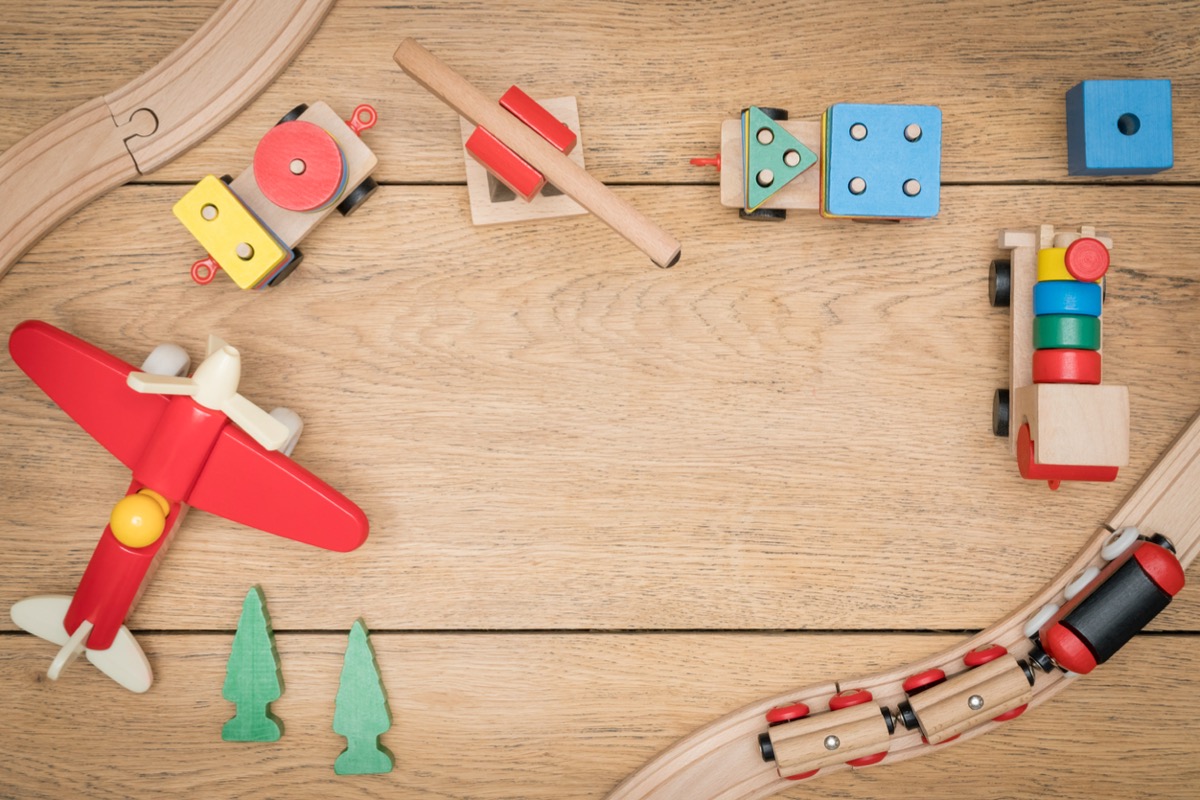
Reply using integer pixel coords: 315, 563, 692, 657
201, 204, 218, 221
757, 128, 774, 145
903, 179, 921, 196
783, 149, 801, 167
849, 123, 867, 141
235, 242, 254, 260
968, 695, 985, 710
824, 735, 840, 750
905, 123, 923, 142
848, 177, 867, 195
756, 169, 775, 187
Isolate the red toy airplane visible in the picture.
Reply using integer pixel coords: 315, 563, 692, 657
7, 320, 368, 692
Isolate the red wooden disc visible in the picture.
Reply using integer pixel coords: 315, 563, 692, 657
828, 688, 872, 710
1064, 237, 1110, 282
902, 668, 946, 694
1032, 348, 1102, 384
765, 702, 809, 725
253, 121, 345, 211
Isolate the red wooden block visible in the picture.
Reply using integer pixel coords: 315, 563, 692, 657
465, 126, 545, 201
499, 86, 577, 154
1064, 237, 1110, 282
1032, 348, 1101, 384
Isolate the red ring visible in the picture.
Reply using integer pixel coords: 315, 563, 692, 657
253, 120, 346, 211
1064, 237, 1110, 282
963, 643, 1007, 667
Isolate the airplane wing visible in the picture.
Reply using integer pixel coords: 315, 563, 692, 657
186, 423, 369, 552
8, 320, 169, 470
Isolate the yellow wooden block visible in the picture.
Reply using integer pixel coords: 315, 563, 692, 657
1036, 247, 1072, 281
173, 175, 288, 290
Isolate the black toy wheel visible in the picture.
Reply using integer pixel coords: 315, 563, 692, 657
739, 207, 786, 222
337, 177, 379, 217
993, 388, 1010, 437
219, 174, 233, 184
989, 259, 1011, 307
742, 106, 788, 121
267, 247, 304, 288
277, 104, 309, 125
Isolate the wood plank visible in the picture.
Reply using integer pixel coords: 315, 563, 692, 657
1, 185, 1197, 633
3, 1, 1198, 185
1, 632, 1197, 799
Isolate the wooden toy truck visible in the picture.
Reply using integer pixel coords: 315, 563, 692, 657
989, 224, 1129, 489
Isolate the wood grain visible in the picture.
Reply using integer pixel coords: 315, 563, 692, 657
1, 2, 1198, 799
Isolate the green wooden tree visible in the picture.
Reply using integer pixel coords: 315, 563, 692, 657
333, 619, 394, 774
221, 586, 284, 742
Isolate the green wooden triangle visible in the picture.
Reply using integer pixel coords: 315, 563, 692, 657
333, 619, 394, 775
221, 587, 284, 742
742, 107, 817, 212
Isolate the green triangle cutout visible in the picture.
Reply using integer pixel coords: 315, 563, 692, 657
742, 107, 817, 212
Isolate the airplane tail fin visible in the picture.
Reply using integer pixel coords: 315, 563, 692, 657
10, 595, 153, 693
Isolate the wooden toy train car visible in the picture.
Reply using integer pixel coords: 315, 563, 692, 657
174, 101, 379, 290
989, 225, 1128, 489
758, 528, 1184, 781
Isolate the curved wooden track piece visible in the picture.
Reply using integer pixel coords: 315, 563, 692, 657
608, 407, 1200, 800
0, 0, 335, 280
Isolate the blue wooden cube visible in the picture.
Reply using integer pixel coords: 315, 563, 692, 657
822, 103, 941, 219
1066, 80, 1173, 176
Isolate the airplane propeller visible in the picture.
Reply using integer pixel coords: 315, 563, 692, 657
126, 336, 291, 451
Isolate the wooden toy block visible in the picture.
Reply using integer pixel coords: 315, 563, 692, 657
766, 700, 892, 776
905, 655, 1033, 745
394, 38, 680, 268
173, 175, 292, 290
1033, 315, 1101, 351
333, 619, 394, 775
460, 96, 589, 225
822, 103, 941, 219
1013, 383, 1129, 467
1066, 79, 1173, 175
466, 125, 547, 201
499, 86, 577, 154
222, 587, 284, 742
1032, 348, 1102, 384
1033, 280, 1102, 317
742, 107, 817, 212
718, 119, 822, 211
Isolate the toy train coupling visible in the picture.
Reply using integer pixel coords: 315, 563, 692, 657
346, 104, 378, 136
690, 154, 721, 171
1026, 529, 1183, 675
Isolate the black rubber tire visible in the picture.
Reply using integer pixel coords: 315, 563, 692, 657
989, 259, 1012, 308
267, 247, 304, 288
277, 104, 309, 125
337, 177, 379, 217
993, 388, 1010, 438
219, 174, 233, 184
739, 207, 787, 222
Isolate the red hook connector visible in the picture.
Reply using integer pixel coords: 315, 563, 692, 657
690, 154, 721, 171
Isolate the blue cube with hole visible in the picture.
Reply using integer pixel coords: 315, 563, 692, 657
1066, 80, 1173, 176
822, 103, 941, 219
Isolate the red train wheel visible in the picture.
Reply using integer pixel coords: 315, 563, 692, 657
828, 688, 872, 710
993, 704, 1028, 722
963, 643, 1007, 668
903, 668, 947, 695
765, 702, 810, 726
784, 768, 820, 781
846, 752, 888, 767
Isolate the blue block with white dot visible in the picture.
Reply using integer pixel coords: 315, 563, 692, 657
1033, 281, 1103, 317
822, 103, 941, 219
1066, 79, 1173, 176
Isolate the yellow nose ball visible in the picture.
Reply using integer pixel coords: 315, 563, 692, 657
110, 490, 170, 548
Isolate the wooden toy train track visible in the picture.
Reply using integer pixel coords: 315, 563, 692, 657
0, 0, 335, 280
608, 402, 1200, 799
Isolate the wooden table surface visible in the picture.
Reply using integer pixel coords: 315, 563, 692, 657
2, 1, 1198, 798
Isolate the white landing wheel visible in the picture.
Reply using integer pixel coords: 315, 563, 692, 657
269, 407, 304, 457
141, 343, 191, 377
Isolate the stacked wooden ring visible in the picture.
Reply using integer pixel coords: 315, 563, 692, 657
1031, 238, 1109, 384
